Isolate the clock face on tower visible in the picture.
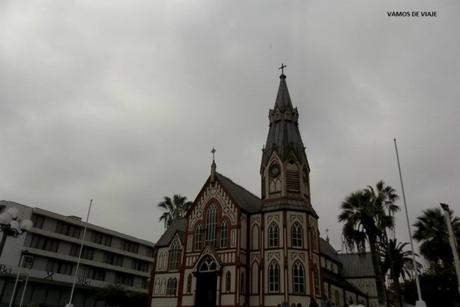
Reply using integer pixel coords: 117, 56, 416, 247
269, 164, 280, 177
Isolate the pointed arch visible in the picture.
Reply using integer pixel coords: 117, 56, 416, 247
205, 204, 217, 246
313, 266, 320, 297
292, 261, 305, 294
251, 224, 260, 250
291, 222, 303, 248
195, 224, 202, 250
268, 222, 279, 248
220, 220, 228, 248
168, 240, 181, 270
225, 270, 231, 292
251, 261, 259, 294
286, 158, 300, 192
186, 273, 192, 293
268, 260, 280, 293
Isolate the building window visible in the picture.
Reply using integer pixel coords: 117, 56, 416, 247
46, 259, 74, 275
31, 214, 45, 229
55, 221, 82, 239
104, 252, 123, 266
132, 259, 149, 272
186, 274, 192, 293
122, 240, 139, 253
115, 273, 134, 287
291, 222, 303, 248
313, 267, 320, 296
81, 247, 94, 260
292, 262, 305, 294
168, 240, 181, 270
240, 271, 245, 294
91, 231, 112, 246
268, 260, 280, 293
286, 160, 300, 192
198, 255, 217, 272
268, 222, 279, 248
30, 234, 59, 252
205, 204, 217, 246
195, 224, 202, 250
92, 268, 106, 281
166, 278, 177, 296
225, 271, 231, 292
220, 221, 228, 248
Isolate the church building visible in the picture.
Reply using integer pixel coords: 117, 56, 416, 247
149, 71, 375, 307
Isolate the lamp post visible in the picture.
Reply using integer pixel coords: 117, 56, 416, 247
440, 203, 460, 295
0, 207, 33, 257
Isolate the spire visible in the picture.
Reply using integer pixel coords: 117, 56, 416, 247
274, 64, 293, 111
262, 69, 306, 166
210, 147, 216, 183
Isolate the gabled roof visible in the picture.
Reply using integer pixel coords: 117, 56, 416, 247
322, 270, 368, 297
155, 218, 186, 247
319, 238, 340, 263
216, 172, 262, 213
338, 253, 376, 278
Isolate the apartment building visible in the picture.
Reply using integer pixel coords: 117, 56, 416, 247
0, 200, 154, 307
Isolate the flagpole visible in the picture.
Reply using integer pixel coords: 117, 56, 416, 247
66, 199, 93, 307
393, 138, 426, 307
440, 203, 460, 294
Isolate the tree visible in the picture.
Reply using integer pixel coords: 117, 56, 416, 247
338, 180, 400, 306
157, 194, 192, 229
379, 239, 418, 307
413, 207, 460, 270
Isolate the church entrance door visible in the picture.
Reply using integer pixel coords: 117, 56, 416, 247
195, 271, 217, 307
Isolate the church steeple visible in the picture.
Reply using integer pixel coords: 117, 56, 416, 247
261, 69, 312, 209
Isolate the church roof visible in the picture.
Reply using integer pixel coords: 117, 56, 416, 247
274, 74, 294, 111
322, 270, 368, 297
338, 253, 376, 278
319, 238, 341, 263
155, 218, 187, 247
216, 172, 262, 213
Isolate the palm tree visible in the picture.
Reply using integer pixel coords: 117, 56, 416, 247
338, 180, 400, 306
413, 207, 460, 269
379, 239, 418, 307
157, 194, 192, 229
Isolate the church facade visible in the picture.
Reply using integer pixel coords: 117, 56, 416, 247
149, 73, 374, 307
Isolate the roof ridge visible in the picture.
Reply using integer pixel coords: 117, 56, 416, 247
216, 172, 260, 200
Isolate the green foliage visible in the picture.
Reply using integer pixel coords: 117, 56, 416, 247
401, 267, 460, 307
413, 207, 460, 269
157, 194, 192, 229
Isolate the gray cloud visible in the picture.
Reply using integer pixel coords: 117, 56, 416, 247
1, 0, 459, 252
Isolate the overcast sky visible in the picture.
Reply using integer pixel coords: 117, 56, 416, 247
1, 0, 459, 251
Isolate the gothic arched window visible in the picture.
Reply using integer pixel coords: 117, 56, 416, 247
313, 267, 320, 297
240, 271, 245, 294
186, 274, 192, 293
251, 262, 259, 294
286, 159, 300, 192
205, 204, 217, 246
225, 271, 231, 292
166, 278, 177, 295
268, 222, 279, 248
291, 222, 303, 248
292, 261, 305, 294
220, 221, 228, 248
268, 260, 280, 293
195, 224, 202, 250
168, 240, 181, 270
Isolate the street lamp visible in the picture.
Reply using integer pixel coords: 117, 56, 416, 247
0, 207, 33, 257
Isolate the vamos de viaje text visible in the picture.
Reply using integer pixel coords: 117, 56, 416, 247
387, 11, 437, 17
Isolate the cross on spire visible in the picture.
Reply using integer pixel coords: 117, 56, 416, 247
211, 147, 216, 162
279, 63, 287, 75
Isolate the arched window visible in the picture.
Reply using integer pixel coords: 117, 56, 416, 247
168, 241, 181, 270
225, 271, 231, 292
205, 204, 217, 246
291, 222, 303, 248
313, 267, 320, 297
240, 271, 245, 294
198, 255, 217, 272
251, 262, 259, 294
292, 261, 305, 294
195, 224, 202, 250
268, 260, 280, 293
268, 222, 279, 248
220, 221, 228, 248
286, 159, 300, 192
166, 278, 177, 295
186, 274, 192, 293
251, 225, 260, 250
161, 279, 166, 295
